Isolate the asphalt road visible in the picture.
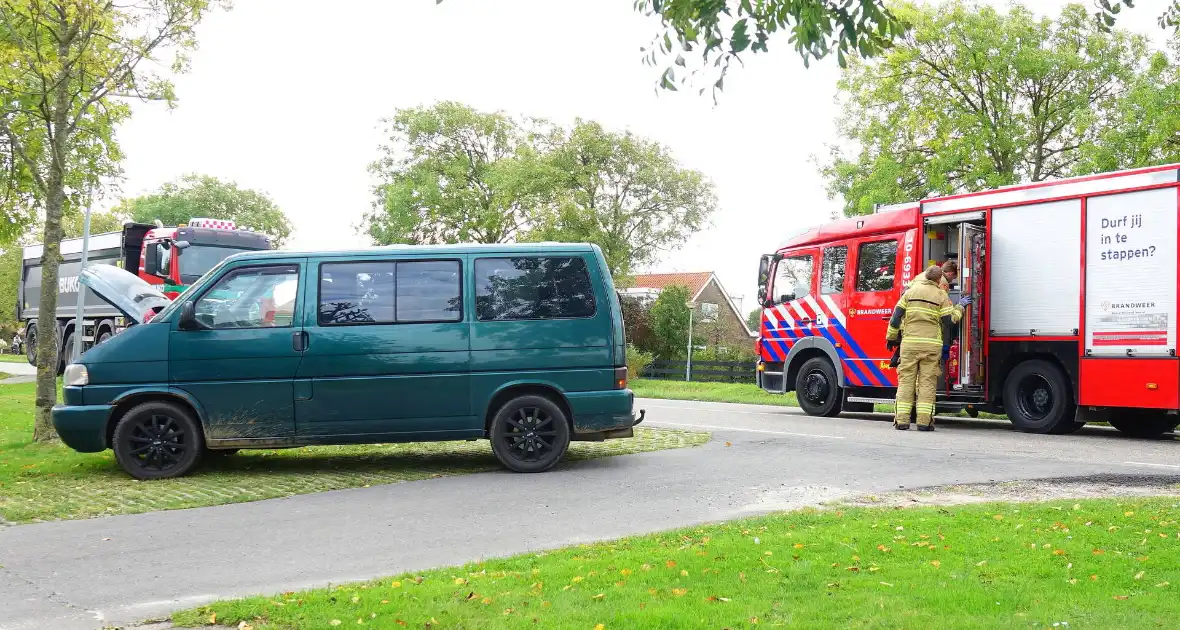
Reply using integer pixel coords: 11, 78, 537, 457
2, 398, 1179, 630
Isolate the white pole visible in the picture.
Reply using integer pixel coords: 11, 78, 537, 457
71, 208, 91, 362
685, 308, 694, 382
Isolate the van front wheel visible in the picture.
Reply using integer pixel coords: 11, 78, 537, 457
112, 401, 204, 480
489, 395, 571, 473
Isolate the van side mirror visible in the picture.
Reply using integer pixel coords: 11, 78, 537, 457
178, 301, 205, 330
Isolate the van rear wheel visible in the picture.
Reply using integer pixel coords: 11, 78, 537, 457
112, 401, 204, 480
489, 395, 571, 473
795, 357, 843, 417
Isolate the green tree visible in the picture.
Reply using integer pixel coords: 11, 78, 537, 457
648, 284, 692, 359
633, 0, 906, 96
364, 101, 552, 246
62, 210, 127, 239
0, 0, 224, 441
1079, 36, 1180, 171
533, 121, 716, 278
820, 1, 1153, 215
114, 174, 291, 247
1096, 0, 1179, 33
746, 308, 762, 333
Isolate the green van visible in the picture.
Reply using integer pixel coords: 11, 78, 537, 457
53, 243, 643, 480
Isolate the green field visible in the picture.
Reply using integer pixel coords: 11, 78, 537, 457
631, 379, 801, 407
0, 353, 28, 363
174, 497, 1180, 629
0, 382, 710, 523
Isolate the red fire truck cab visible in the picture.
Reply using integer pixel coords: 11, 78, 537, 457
756, 163, 1180, 438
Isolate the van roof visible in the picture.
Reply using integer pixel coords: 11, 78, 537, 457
221, 241, 601, 262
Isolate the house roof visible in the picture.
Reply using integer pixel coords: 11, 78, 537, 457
629, 272, 713, 296
630, 271, 755, 338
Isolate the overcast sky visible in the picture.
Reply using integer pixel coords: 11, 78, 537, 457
111, 0, 1171, 310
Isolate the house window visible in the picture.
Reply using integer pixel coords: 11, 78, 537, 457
698, 302, 719, 322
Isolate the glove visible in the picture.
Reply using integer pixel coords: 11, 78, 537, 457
958, 295, 972, 306
886, 339, 899, 351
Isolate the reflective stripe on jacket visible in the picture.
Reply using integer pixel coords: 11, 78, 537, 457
886, 277, 963, 347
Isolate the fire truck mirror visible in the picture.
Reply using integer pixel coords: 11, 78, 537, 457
174, 240, 191, 250
154, 243, 171, 278
143, 243, 158, 275
757, 254, 772, 287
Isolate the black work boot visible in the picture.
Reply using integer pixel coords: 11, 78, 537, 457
917, 424, 934, 432
894, 422, 910, 430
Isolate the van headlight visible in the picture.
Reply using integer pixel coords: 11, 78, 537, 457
64, 364, 89, 387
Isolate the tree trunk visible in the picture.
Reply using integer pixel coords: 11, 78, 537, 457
32, 169, 66, 442
32, 69, 73, 442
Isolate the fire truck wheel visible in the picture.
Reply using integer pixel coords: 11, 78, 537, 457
1003, 360, 1076, 434
1108, 411, 1180, 439
796, 357, 843, 417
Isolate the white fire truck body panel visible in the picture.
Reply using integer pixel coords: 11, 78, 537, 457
989, 199, 1082, 337
1084, 187, 1178, 357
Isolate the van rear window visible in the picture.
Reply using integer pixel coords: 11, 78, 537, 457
474, 257, 596, 321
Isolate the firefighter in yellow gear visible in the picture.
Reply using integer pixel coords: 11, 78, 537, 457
887, 265, 969, 431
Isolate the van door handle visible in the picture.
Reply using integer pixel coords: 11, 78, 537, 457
292, 331, 309, 352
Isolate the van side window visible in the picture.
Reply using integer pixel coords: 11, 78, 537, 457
475, 256, 596, 321
194, 265, 299, 329
820, 246, 847, 294
396, 260, 462, 323
319, 262, 395, 325
772, 255, 813, 302
856, 240, 899, 292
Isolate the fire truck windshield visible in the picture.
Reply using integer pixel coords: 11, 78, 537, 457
179, 245, 257, 285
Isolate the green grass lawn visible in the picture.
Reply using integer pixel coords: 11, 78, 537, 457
173, 497, 1180, 629
0, 353, 27, 363
631, 379, 801, 407
0, 382, 710, 523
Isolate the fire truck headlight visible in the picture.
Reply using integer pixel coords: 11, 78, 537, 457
64, 364, 89, 387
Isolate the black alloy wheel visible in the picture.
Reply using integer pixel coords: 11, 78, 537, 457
113, 401, 204, 480
490, 395, 571, 473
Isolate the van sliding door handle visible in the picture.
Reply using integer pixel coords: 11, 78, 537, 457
292, 331, 309, 352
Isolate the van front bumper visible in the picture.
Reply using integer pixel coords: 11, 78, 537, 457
51, 404, 111, 453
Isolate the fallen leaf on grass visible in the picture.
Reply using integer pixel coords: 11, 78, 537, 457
930, 561, 941, 568
209, 613, 217, 625
1091, 575, 1099, 581
1114, 595, 1129, 600
877, 545, 890, 552
672, 588, 688, 597
1054, 550, 1066, 556
620, 569, 632, 577
1157, 582, 1170, 588
665, 561, 677, 569
993, 514, 1003, 521
592, 593, 606, 601
572, 576, 584, 583
976, 560, 987, 567
680, 569, 689, 577
1125, 511, 1135, 517
237, 622, 253, 630
725, 441, 732, 447
879, 582, 894, 587
1093, 549, 1105, 555
330, 622, 342, 627
1135, 571, 1146, 580
794, 543, 805, 549
595, 625, 605, 630
391, 581, 401, 588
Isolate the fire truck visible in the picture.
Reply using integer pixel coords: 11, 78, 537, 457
755, 163, 1180, 438
19, 218, 270, 371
